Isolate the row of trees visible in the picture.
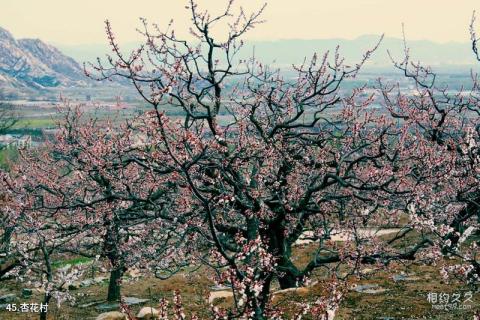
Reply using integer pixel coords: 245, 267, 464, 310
0, 103, 17, 139
1, 1, 479, 319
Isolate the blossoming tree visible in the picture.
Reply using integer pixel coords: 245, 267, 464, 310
1, 106, 192, 306
1, 1, 479, 319
85, 0, 473, 317
378, 23, 480, 284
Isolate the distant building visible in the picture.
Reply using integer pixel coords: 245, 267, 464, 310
0, 134, 32, 149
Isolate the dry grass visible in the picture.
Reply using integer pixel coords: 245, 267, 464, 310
0, 242, 478, 320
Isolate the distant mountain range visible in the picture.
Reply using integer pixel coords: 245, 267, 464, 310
0, 26, 91, 99
242, 36, 479, 72
57, 35, 480, 73
1, 24, 479, 101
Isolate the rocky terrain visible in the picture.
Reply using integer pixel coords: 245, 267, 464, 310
0, 26, 94, 99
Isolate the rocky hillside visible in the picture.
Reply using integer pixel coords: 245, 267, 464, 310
0, 26, 88, 93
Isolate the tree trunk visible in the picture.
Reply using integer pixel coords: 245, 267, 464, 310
277, 258, 303, 289
39, 241, 52, 320
258, 273, 273, 313
107, 267, 123, 302
247, 285, 268, 320
1, 225, 14, 252
0, 258, 19, 279
252, 309, 267, 320
278, 270, 299, 289
103, 214, 124, 302
442, 198, 478, 254
39, 293, 51, 320
267, 226, 303, 289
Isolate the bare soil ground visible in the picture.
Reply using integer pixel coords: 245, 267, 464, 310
0, 242, 478, 320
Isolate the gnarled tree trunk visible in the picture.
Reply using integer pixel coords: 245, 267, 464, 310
107, 266, 124, 302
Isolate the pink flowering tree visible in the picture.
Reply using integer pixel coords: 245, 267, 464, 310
377, 24, 480, 284
85, 1, 457, 317
0, 106, 192, 307
1, 1, 478, 319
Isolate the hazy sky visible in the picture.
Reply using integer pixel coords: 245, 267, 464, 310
1, 0, 479, 45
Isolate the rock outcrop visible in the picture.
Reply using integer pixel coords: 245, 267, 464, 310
0, 26, 88, 91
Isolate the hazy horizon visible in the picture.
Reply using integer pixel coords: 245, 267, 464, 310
1, 0, 479, 46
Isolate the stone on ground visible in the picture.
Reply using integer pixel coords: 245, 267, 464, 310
137, 307, 160, 319
95, 311, 127, 320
